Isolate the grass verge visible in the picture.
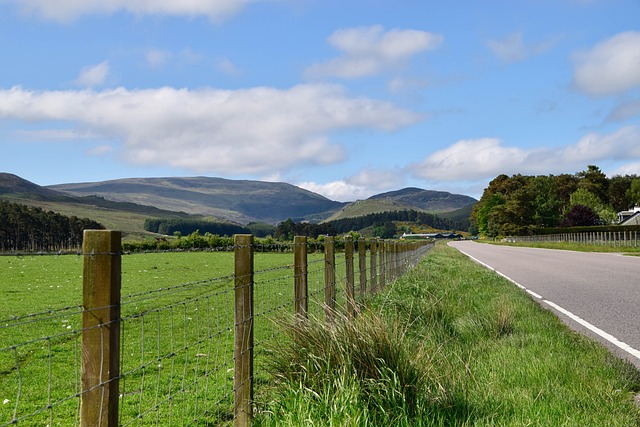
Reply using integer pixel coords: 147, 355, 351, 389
483, 239, 640, 254
254, 243, 640, 426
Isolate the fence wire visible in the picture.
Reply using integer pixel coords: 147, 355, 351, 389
0, 239, 432, 426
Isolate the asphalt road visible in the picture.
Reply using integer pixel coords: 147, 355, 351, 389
449, 240, 640, 368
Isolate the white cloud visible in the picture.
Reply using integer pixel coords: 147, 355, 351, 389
298, 168, 405, 202
145, 48, 202, 68
14, 128, 101, 140
86, 145, 113, 156
215, 58, 243, 76
5, 0, 258, 23
606, 99, 640, 122
411, 126, 640, 182
0, 84, 421, 176
305, 25, 443, 79
487, 32, 527, 63
487, 32, 561, 63
573, 31, 640, 96
74, 61, 109, 88
145, 49, 171, 68
297, 181, 365, 202
608, 162, 640, 177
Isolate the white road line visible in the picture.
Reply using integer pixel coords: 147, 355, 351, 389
455, 246, 640, 362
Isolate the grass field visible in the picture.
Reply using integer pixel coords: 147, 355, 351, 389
0, 250, 332, 426
254, 244, 640, 426
485, 239, 640, 254
2, 245, 639, 426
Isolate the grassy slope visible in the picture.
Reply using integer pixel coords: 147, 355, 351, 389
256, 244, 640, 426
325, 199, 411, 221
49, 177, 345, 224
0, 194, 166, 240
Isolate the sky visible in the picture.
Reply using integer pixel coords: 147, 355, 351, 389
0, 0, 639, 202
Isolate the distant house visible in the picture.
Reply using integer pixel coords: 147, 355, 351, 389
401, 232, 462, 239
618, 206, 640, 225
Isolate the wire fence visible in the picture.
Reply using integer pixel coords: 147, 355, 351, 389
506, 230, 640, 247
0, 231, 433, 426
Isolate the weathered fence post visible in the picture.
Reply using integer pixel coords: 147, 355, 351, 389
81, 230, 121, 427
358, 238, 367, 299
294, 236, 308, 318
324, 236, 336, 322
369, 239, 377, 294
345, 236, 356, 319
234, 234, 254, 427
378, 239, 385, 288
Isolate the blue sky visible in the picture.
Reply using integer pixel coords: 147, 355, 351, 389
1, 0, 639, 201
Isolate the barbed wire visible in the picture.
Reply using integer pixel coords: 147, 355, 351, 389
1, 241, 432, 426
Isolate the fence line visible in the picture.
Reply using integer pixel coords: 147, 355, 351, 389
506, 230, 639, 247
0, 231, 432, 426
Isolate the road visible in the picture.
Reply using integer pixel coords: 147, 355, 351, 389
449, 240, 640, 368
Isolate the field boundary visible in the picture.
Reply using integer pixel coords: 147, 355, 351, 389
0, 231, 432, 426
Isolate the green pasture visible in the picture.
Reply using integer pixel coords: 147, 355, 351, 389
0, 250, 337, 426
255, 244, 640, 426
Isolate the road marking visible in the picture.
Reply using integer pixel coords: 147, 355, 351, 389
455, 246, 640, 362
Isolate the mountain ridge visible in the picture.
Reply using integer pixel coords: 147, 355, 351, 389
1, 173, 476, 230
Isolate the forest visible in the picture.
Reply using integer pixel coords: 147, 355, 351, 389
272, 209, 466, 240
0, 200, 104, 252
470, 165, 640, 237
143, 218, 250, 237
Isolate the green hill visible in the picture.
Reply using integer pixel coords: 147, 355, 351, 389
49, 177, 346, 224
326, 187, 476, 222
1, 173, 476, 239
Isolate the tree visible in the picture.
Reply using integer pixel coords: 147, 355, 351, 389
569, 188, 602, 212
373, 222, 396, 238
626, 178, 640, 207
609, 175, 634, 211
561, 204, 599, 227
576, 165, 609, 203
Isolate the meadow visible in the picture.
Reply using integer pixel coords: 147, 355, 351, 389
0, 250, 331, 426
254, 244, 640, 426
2, 245, 640, 426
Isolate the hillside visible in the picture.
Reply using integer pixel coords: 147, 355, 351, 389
0, 172, 72, 201
326, 187, 476, 221
49, 177, 346, 224
1, 173, 477, 238
0, 173, 193, 238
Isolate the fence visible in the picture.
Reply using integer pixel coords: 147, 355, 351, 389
0, 231, 432, 427
506, 230, 639, 247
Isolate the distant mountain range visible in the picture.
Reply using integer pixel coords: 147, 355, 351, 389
0, 173, 476, 233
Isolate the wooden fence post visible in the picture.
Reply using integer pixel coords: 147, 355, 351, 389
378, 239, 385, 288
358, 238, 367, 299
324, 236, 336, 322
369, 239, 377, 294
234, 234, 254, 427
81, 230, 121, 427
345, 236, 356, 319
294, 236, 308, 318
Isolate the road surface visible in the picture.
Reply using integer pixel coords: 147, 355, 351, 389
449, 240, 640, 368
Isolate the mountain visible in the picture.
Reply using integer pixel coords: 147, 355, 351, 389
368, 187, 477, 211
48, 176, 346, 224
0, 172, 71, 201
326, 187, 476, 221
1, 173, 476, 235
0, 173, 194, 237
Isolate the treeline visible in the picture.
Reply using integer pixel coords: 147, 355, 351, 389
144, 218, 250, 236
471, 165, 640, 237
274, 219, 337, 240
326, 210, 465, 235
0, 200, 104, 252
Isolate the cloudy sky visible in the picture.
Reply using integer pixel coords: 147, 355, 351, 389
1, 0, 639, 201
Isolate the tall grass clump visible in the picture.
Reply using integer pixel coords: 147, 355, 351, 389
255, 307, 454, 426
255, 243, 640, 426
